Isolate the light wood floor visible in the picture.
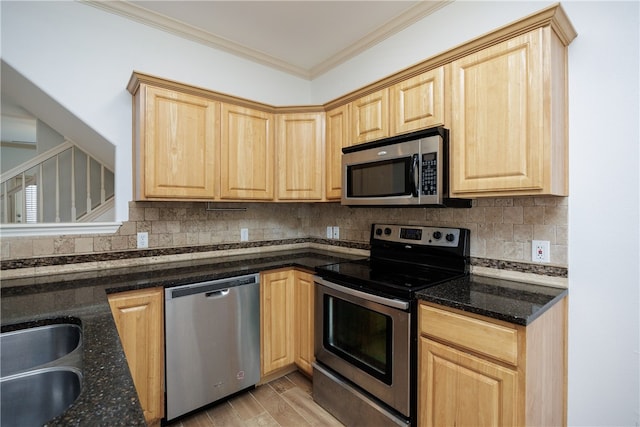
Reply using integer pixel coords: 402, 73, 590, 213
167, 371, 344, 427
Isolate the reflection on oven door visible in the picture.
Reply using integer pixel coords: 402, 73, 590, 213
314, 277, 411, 418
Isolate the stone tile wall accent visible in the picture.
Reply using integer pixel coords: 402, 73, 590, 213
1, 197, 568, 268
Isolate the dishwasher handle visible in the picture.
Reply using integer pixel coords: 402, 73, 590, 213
205, 289, 230, 298
166, 273, 259, 300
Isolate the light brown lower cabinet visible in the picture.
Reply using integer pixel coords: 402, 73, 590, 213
293, 270, 315, 376
108, 287, 164, 426
260, 269, 315, 379
418, 299, 567, 427
260, 269, 295, 377
420, 338, 518, 425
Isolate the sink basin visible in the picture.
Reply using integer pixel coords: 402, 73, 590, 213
1, 368, 82, 427
0, 323, 82, 377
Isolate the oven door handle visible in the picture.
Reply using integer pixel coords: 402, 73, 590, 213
314, 276, 410, 310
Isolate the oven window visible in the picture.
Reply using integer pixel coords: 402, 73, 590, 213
323, 295, 392, 384
347, 157, 412, 197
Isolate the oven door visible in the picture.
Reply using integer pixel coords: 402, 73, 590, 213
314, 276, 411, 416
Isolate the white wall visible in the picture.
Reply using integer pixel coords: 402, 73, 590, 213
0, 144, 35, 173
36, 120, 64, 154
563, 2, 640, 425
1, 115, 36, 172
2, 1, 639, 424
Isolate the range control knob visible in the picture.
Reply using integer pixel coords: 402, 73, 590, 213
384, 227, 392, 235
432, 231, 442, 240
446, 233, 455, 242
375, 228, 383, 236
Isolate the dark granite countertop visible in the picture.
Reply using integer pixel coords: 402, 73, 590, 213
0, 248, 362, 426
416, 274, 568, 326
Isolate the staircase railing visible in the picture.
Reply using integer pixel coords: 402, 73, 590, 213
0, 140, 115, 224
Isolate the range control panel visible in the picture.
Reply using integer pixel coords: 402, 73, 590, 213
372, 224, 461, 247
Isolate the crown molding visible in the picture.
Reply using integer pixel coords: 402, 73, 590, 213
81, 0, 449, 80
82, 0, 310, 78
309, 1, 452, 78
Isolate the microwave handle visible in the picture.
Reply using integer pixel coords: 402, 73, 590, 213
411, 154, 419, 197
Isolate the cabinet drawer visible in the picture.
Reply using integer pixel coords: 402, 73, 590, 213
419, 303, 518, 366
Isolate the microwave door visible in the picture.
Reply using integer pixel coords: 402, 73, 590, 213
344, 156, 416, 205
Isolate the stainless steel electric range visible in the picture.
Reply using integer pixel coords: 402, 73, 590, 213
313, 223, 470, 427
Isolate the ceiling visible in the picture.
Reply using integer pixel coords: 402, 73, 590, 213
85, 0, 450, 79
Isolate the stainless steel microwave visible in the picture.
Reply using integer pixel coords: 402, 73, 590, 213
341, 127, 470, 207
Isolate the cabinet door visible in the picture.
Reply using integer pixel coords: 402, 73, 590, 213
220, 104, 274, 200
390, 67, 445, 135
140, 86, 218, 200
276, 113, 324, 200
450, 29, 558, 197
325, 104, 350, 200
260, 270, 295, 377
108, 287, 164, 425
293, 270, 315, 376
419, 337, 517, 427
351, 88, 389, 144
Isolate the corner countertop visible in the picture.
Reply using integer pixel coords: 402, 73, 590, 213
416, 274, 568, 326
0, 248, 362, 426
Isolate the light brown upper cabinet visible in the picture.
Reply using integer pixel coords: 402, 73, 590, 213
390, 66, 446, 135
132, 84, 219, 200
449, 26, 572, 197
351, 88, 389, 145
325, 104, 350, 200
276, 112, 325, 200
220, 104, 275, 200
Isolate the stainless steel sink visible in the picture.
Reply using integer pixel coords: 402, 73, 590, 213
0, 322, 83, 425
0, 323, 82, 377
1, 367, 82, 427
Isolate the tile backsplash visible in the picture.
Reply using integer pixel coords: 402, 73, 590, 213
1, 197, 567, 268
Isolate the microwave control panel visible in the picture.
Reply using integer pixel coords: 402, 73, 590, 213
421, 152, 437, 195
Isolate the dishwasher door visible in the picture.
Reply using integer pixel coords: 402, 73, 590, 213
164, 273, 260, 421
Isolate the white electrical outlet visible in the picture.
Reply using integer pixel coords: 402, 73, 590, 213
326, 226, 333, 239
137, 232, 148, 249
532, 240, 550, 263
240, 228, 249, 242
332, 226, 340, 239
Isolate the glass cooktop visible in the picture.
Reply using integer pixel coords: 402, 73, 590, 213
315, 258, 465, 300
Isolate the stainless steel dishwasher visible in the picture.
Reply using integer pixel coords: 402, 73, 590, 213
164, 273, 260, 421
